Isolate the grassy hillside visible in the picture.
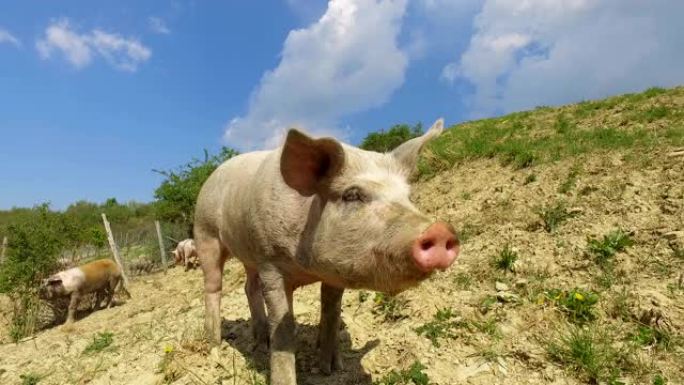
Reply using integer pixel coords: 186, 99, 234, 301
0, 86, 683, 385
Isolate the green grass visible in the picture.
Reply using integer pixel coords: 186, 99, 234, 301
20, 372, 43, 385
547, 326, 631, 385
536, 201, 575, 233
587, 229, 634, 266
453, 272, 473, 290
493, 245, 518, 272
629, 324, 679, 351
372, 293, 408, 322
83, 331, 114, 355
417, 86, 684, 178
373, 361, 431, 385
415, 307, 463, 347
545, 288, 599, 324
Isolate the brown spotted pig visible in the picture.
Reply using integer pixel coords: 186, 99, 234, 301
39, 258, 131, 324
194, 119, 458, 385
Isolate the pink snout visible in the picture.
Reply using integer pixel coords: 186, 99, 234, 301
412, 221, 459, 273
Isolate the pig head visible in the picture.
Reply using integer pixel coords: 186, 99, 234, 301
194, 118, 458, 385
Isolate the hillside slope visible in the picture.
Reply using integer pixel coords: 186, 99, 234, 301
1, 86, 683, 385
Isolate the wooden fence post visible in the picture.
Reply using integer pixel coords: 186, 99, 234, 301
0, 236, 7, 264
101, 213, 129, 287
155, 220, 168, 274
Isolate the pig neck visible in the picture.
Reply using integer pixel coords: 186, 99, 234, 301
247, 154, 345, 288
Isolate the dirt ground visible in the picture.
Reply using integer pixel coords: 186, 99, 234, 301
0, 147, 683, 385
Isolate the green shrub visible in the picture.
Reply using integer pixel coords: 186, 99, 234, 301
415, 307, 463, 347
361, 123, 423, 153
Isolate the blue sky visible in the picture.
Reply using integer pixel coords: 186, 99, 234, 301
1, 0, 683, 209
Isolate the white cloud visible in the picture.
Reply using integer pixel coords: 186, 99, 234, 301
148, 17, 171, 35
36, 18, 151, 72
224, 0, 409, 150
0, 28, 21, 47
445, 0, 684, 116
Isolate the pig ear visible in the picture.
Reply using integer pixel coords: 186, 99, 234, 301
280, 129, 345, 196
391, 118, 444, 171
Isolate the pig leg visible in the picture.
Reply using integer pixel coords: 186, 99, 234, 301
198, 236, 227, 345
260, 266, 296, 385
66, 292, 81, 324
104, 277, 117, 308
93, 290, 104, 310
244, 266, 269, 351
317, 284, 344, 374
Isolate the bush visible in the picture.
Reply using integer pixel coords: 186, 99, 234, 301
361, 123, 423, 153
153, 147, 238, 237
0, 204, 66, 341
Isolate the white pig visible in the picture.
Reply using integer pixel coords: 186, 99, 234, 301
194, 119, 458, 385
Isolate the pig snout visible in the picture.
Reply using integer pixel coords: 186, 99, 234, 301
412, 221, 459, 273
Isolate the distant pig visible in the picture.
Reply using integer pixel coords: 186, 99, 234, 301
172, 239, 198, 271
39, 258, 131, 324
194, 119, 458, 385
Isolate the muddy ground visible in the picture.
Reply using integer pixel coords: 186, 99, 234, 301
0, 147, 682, 385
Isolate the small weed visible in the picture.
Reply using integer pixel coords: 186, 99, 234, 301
20, 372, 42, 385
358, 290, 369, 303
558, 166, 580, 194
638, 106, 669, 122
653, 374, 668, 385
157, 345, 181, 383
83, 331, 114, 355
587, 229, 634, 266
629, 324, 677, 351
536, 201, 574, 232
523, 173, 537, 185
545, 288, 599, 324
415, 307, 465, 347
673, 247, 684, 261
547, 326, 629, 384
470, 316, 502, 339
372, 293, 408, 322
493, 245, 518, 272
453, 272, 472, 290
459, 222, 481, 243
479, 295, 499, 314
373, 361, 431, 385
460, 191, 472, 200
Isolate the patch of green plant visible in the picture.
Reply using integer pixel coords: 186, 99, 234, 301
547, 326, 631, 384
523, 173, 537, 185
415, 307, 465, 347
586, 229, 634, 266
479, 295, 499, 314
629, 324, 678, 351
20, 372, 42, 385
545, 288, 599, 324
415, 86, 684, 179
358, 290, 369, 303
459, 222, 481, 244
83, 331, 114, 355
673, 247, 684, 261
637, 106, 670, 123
470, 316, 502, 339
493, 245, 518, 272
536, 201, 574, 232
554, 114, 576, 134
558, 165, 581, 194
372, 293, 408, 322
453, 272, 472, 290
373, 361, 431, 385
157, 345, 181, 383
653, 374, 668, 385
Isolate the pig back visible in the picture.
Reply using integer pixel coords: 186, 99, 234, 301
77, 259, 121, 294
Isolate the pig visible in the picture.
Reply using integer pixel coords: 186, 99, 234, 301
39, 258, 131, 324
193, 119, 458, 385
172, 239, 198, 271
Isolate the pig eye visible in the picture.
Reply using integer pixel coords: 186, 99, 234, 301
342, 187, 367, 203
